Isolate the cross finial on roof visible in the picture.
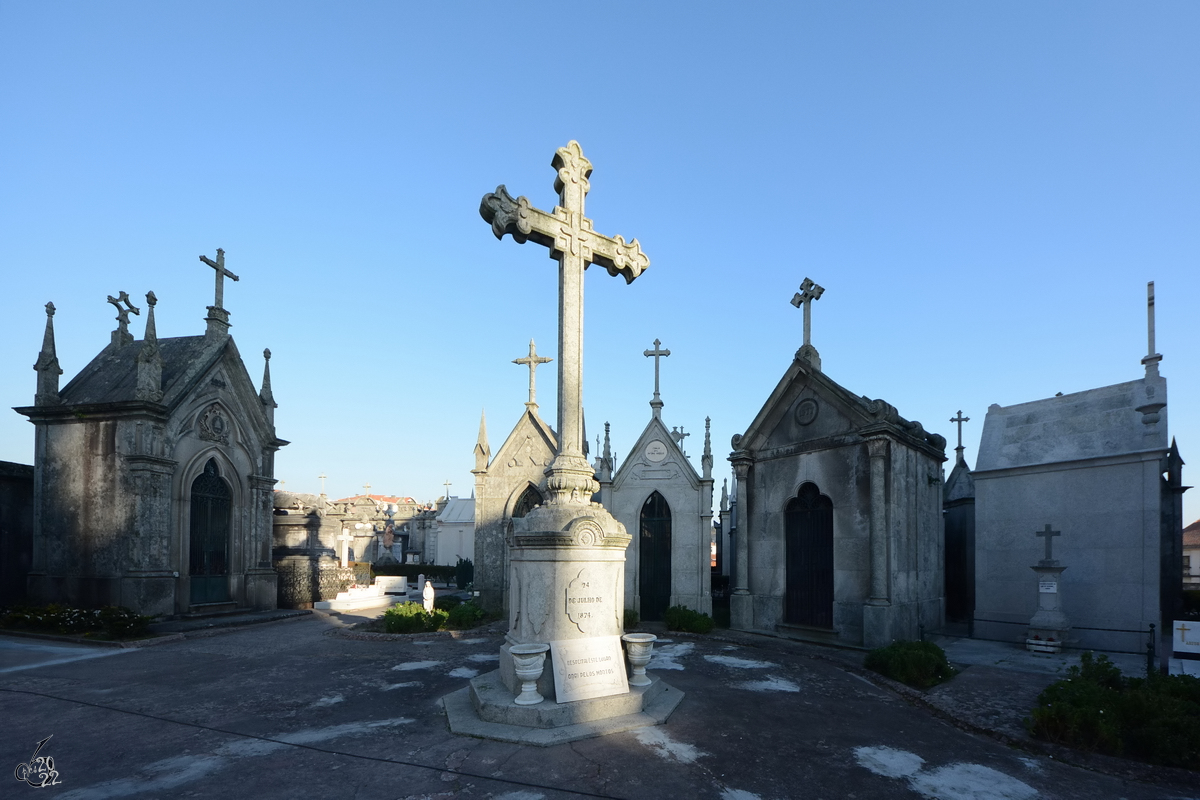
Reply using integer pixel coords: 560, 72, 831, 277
950, 410, 970, 464
643, 338, 671, 418
790, 278, 824, 369
318, 473, 327, 495
200, 248, 239, 337
513, 339, 553, 410
1142, 281, 1163, 379
443, 479, 452, 498
106, 291, 140, 348
671, 425, 689, 451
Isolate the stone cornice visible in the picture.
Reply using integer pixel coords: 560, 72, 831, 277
15, 400, 170, 424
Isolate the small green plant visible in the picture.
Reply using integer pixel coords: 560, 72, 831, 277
446, 600, 486, 629
382, 602, 448, 634
663, 605, 714, 634
434, 595, 464, 611
624, 608, 640, 630
864, 640, 956, 689
1028, 652, 1200, 769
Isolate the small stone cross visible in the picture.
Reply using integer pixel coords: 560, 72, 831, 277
950, 410, 970, 450
790, 278, 824, 347
1036, 524, 1061, 563
513, 339, 553, 409
644, 338, 671, 413
443, 479, 452, 498
336, 528, 353, 568
199, 248, 239, 310
318, 473, 327, 494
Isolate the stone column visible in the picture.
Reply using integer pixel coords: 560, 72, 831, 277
729, 452, 753, 631
863, 436, 891, 648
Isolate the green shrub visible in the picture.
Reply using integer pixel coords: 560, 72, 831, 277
864, 640, 956, 689
446, 601, 486, 629
1028, 652, 1200, 769
624, 608, 640, 630
434, 595, 463, 611
0, 603, 154, 639
663, 605, 714, 634
382, 602, 448, 634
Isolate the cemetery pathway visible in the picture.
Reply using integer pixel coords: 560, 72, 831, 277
1, 614, 1196, 800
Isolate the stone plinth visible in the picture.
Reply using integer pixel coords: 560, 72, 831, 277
498, 500, 630, 701
1027, 562, 1069, 650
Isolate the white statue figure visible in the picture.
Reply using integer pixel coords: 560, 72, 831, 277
422, 580, 435, 613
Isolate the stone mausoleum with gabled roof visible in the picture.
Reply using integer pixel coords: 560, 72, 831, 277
14, 249, 286, 617
727, 280, 946, 649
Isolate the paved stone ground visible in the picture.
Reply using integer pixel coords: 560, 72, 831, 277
1, 612, 1197, 800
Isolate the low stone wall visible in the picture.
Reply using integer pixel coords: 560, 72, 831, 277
274, 558, 361, 608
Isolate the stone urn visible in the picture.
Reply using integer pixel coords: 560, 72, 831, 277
622, 633, 658, 687
509, 643, 550, 705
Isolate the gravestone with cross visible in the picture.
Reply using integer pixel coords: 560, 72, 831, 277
1028, 522, 1070, 649
478, 141, 649, 708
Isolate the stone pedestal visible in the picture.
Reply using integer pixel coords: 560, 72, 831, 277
1027, 562, 1069, 651
498, 500, 630, 701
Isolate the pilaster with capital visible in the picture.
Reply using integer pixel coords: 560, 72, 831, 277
730, 452, 753, 595
866, 436, 890, 604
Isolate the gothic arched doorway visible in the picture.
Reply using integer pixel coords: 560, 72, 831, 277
640, 491, 672, 622
784, 482, 834, 628
190, 458, 231, 605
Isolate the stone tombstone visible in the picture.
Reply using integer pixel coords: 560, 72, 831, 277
479, 141, 648, 704
1173, 620, 1200, 659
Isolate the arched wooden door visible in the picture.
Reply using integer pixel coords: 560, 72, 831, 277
189, 458, 231, 604
784, 482, 834, 628
639, 491, 672, 622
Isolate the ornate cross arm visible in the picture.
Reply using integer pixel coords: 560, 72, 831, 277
479, 190, 648, 284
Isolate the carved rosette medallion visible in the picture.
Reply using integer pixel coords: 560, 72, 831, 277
795, 398, 819, 426
197, 404, 231, 444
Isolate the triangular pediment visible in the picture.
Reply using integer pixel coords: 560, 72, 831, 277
491, 408, 558, 473
612, 415, 701, 491
734, 357, 945, 460
167, 338, 279, 449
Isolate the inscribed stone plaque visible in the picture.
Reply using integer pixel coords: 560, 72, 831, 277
1038, 581, 1057, 594
794, 398, 819, 426
549, 636, 629, 702
565, 568, 607, 635
644, 440, 668, 463
1173, 620, 1200, 659
374, 576, 407, 594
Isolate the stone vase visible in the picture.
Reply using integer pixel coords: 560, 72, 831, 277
509, 643, 550, 705
622, 633, 657, 687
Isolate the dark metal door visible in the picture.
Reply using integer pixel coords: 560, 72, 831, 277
639, 491, 672, 622
785, 483, 834, 628
189, 459, 231, 604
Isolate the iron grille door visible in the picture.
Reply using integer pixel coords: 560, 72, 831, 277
639, 491, 672, 622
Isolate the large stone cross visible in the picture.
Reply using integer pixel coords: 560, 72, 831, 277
199, 248, 239, 310
513, 339, 553, 409
1036, 523, 1061, 563
106, 291, 141, 336
790, 278, 824, 348
481, 141, 649, 504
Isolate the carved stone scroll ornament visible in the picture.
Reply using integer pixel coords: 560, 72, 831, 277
197, 403, 231, 444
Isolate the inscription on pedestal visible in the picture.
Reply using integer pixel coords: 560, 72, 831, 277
566, 568, 606, 635
1038, 581, 1057, 593
549, 635, 629, 702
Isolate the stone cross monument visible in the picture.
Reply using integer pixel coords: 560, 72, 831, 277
950, 410, 970, 465
790, 277, 824, 369
514, 339, 553, 410
643, 338, 670, 418
479, 140, 649, 705
1028, 523, 1069, 651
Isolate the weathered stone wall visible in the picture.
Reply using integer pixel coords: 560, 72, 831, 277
0, 461, 35, 605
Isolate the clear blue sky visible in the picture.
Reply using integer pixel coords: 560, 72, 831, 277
2, 2, 1197, 524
